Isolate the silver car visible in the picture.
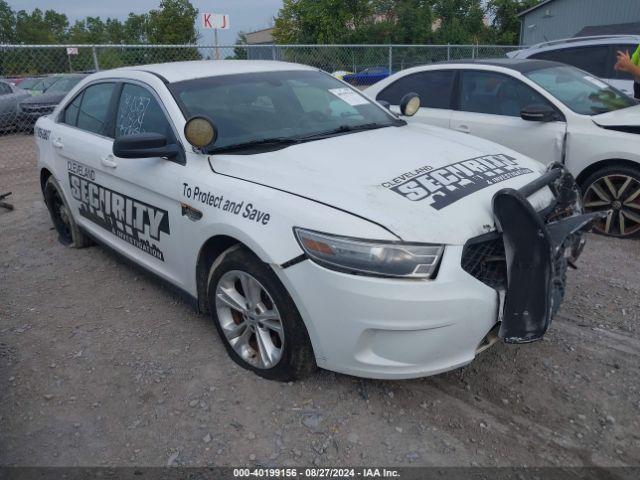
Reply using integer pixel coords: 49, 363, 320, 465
0, 80, 30, 130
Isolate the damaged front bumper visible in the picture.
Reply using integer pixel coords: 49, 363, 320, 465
491, 164, 605, 344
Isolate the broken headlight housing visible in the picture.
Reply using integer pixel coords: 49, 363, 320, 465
294, 228, 444, 279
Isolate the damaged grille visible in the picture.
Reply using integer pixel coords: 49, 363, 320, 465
461, 235, 507, 290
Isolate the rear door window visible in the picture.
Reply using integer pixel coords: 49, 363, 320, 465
376, 70, 456, 109
530, 45, 609, 78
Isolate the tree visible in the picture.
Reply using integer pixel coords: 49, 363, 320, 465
15, 8, 69, 44
233, 31, 248, 60
0, 0, 15, 43
273, 0, 374, 44
147, 0, 199, 44
432, 0, 487, 44
487, 0, 542, 45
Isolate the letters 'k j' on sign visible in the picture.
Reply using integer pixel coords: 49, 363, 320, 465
202, 13, 230, 29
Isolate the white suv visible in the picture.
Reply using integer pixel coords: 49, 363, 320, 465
508, 35, 640, 97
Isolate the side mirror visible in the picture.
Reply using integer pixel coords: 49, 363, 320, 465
113, 133, 180, 159
400, 92, 421, 117
520, 104, 559, 122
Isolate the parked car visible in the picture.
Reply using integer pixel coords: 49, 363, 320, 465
25, 75, 61, 96
343, 67, 391, 86
15, 76, 48, 93
19, 74, 86, 126
367, 59, 640, 237
0, 80, 30, 129
36, 60, 598, 381
508, 35, 640, 97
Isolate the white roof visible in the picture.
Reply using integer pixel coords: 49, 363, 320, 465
108, 60, 315, 83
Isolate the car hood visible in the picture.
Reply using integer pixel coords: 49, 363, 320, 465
592, 104, 640, 127
209, 124, 551, 244
20, 92, 66, 105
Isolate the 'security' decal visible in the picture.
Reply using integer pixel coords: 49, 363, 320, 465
69, 173, 170, 261
382, 154, 533, 210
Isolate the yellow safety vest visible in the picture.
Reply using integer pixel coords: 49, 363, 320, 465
633, 44, 640, 66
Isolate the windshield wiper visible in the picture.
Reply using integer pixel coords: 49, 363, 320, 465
208, 137, 301, 154
297, 122, 394, 141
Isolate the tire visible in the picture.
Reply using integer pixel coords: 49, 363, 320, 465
43, 176, 93, 248
580, 164, 640, 238
207, 246, 316, 381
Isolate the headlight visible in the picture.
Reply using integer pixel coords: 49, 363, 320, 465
294, 228, 444, 279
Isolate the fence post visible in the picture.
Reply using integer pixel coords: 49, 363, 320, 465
272, 45, 277, 61
92, 46, 100, 71
447, 44, 451, 61
388, 45, 393, 73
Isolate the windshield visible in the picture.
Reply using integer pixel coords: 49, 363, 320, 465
19, 78, 40, 89
46, 76, 83, 94
170, 70, 399, 150
525, 66, 635, 115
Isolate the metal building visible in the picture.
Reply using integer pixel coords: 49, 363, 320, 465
519, 0, 640, 45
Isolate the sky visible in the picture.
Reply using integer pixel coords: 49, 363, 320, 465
6, 0, 284, 45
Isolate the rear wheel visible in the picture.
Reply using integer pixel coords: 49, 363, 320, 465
43, 176, 92, 248
581, 165, 640, 238
207, 246, 316, 381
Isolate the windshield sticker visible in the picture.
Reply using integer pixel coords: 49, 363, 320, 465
328, 88, 369, 106
382, 154, 533, 210
182, 183, 271, 225
118, 93, 151, 136
583, 75, 608, 89
68, 172, 169, 261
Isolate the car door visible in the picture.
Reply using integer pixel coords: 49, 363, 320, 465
374, 69, 456, 129
54, 80, 188, 287
450, 70, 567, 165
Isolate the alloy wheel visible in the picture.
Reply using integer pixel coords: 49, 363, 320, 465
583, 174, 640, 237
214, 270, 284, 369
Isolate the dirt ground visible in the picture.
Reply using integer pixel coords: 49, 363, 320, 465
1, 133, 639, 468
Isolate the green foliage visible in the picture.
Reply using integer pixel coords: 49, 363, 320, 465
272, 0, 542, 46
147, 0, 199, 44
487, 0, 542, 45
432, 0, 487, 44
0, 0, 202, 76
0, 0, 15, 43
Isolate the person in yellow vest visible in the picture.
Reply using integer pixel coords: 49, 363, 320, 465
615, 45, 640, 99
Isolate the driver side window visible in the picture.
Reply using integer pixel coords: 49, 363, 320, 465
460, 71, 553, 118
115, 83, 174, 140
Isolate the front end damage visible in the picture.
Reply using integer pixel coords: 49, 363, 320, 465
464, 164, 606, 344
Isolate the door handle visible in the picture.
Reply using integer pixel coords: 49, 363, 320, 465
455, 125, 470, 134
52, 138, 64, 149
101, 155, 117, 168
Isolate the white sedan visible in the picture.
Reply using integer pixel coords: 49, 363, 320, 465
36, 60, 597, 381
367, 59, 640, 237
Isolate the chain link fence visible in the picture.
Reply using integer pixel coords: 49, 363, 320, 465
0, 43, 518, 188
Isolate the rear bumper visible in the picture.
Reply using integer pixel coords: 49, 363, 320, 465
492, 163, 604, 343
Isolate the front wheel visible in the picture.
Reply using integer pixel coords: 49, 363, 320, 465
43, 176, 92, 248
207, 246, 316, 381
581, 165, 640, 238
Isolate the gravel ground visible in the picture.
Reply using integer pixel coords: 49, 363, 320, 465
1, 133, 639, 468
